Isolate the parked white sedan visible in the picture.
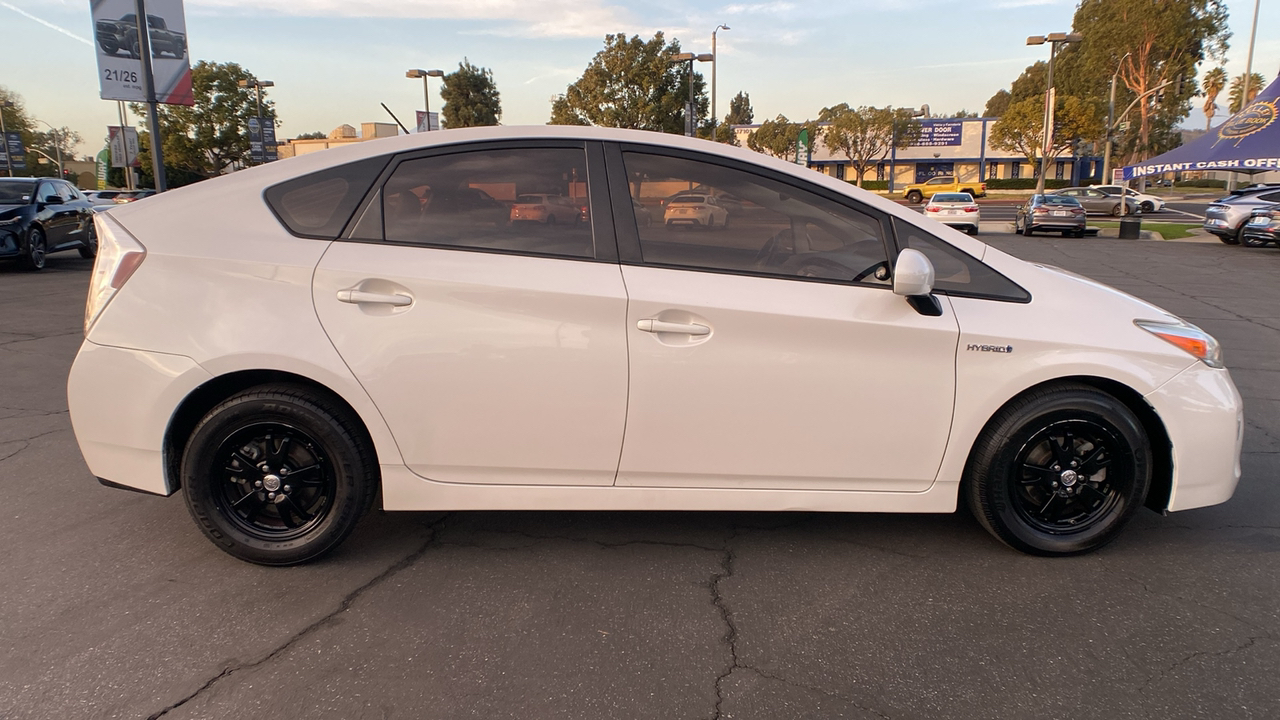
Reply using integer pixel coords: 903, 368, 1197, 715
924, 192, 981, 235
663, 193, 729, 229
69, 126, 1243, 565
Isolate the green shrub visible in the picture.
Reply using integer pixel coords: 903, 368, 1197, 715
847, 180, 888, 191
985, 178, 1071, 189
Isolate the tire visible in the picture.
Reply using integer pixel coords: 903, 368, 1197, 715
1061, 231, 1072, 237
1141, 201, 1155, 213
129, 39, 141, 59
1110, 204, 1124, 217
1242, 233, 1268, 248
965, 383, 1151, 556
1218, 232, 1240, 245
546, 214, 556, 226
1021, 219, 1034, 237
906, 191, 923, 204
706, 215, 715, 230
181, 384, 378, 565
19, 227, 46, 271
99, 37, 119, 55
78, 224, 98, 259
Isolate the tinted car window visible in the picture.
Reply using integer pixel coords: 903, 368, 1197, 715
382, 147, 593, 259
36, 183, 60, 203
621, 151, 890, 285
0, 180, 36, 203
57, 182, 80, 201
1039, 196, 1079, 206
894, 218, 1030, 302
265, 156, 389, 238
1260, 192, 1280, 203
932, 193, 972, 203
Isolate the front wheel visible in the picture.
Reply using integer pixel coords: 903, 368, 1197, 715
1021, 219, 1034, 236
20, 227, 46, 271
78, 224, 98, 259
181, 385, 378, 565
1111, 204, 1124, 217
965, 383, 1151, 556
906, 191, 923, 204
1141, 201, 1155, 213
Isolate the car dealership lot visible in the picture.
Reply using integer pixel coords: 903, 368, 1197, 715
2, 235, 1278, 719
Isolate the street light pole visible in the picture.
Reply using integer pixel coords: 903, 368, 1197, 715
711, 24, 729, 141
0, 100, 12, 177
1027, 32, 1083, 196
1101, 52, 1131, 186
36, 119, 64, 178
669, 53, 714, 137
238, 78, 274, 166
406, 69, 445, 131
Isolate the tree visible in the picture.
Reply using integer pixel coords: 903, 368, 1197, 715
549, 32, 706, 135
746, 115, 820, 160
440, 58, 501, 128
713, 90, 753, 143
990, 95, 1100, 169
30, 127, 83, 164
1061, 0, 1229, 163
983, 89, 1013, 118
295, 131, 326, 140
132, 60, 274, 186
0, 86, 54, 177
1201, 66, 1227, 129
1228, 72, 1266, 113
817, 104, 921, 187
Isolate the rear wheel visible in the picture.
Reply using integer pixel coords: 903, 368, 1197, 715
181, 385, 378, 565
1111, 204, 1124, 217
78, 224, 98, 259
907, 191, 923, 204
1021, 219, 1034, 236
966, 383, 1150, 556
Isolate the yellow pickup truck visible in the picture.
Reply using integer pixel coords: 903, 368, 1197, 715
902, 176, 986, 204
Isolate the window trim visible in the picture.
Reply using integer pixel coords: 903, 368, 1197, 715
889, 217, 1031, 304
338, 139, 619, 264
606, 142, 897, 288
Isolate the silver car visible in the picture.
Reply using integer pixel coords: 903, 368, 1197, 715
1203, 185, 1280, 245
1049, 187, 1138, 216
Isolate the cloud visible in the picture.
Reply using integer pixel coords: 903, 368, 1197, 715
187, 0, 641, 39
721, 2, 795, 13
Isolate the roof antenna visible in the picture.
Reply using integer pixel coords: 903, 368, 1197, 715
380, 103, 410, 134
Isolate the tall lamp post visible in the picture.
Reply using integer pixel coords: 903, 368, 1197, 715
406, 69, 445, 131
35, 118, 64, 179
711, 25, 730, 140
1101, 51, 1131, 186
1026, 32, 1083, 196
0, 100, 13, 177
669, 52, 714, 137
238, 78, 274, 166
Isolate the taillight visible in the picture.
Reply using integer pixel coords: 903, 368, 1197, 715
926, 206, 940, 212
964, 206, 978, 213
84, 213, 146, 336
1033, 207, 1049, 214
1072, 208, 1086, 214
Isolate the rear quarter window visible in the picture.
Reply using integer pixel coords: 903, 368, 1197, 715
264, 156, 389, 238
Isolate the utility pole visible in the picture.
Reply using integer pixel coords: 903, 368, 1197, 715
133, 0, 167, 192
1101, 52, 1130, 187
1027, 32, 1083, 196
1230, 0, 1261, 192
711, 25, 729, 140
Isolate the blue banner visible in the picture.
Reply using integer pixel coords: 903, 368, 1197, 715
1, 132, 27, 171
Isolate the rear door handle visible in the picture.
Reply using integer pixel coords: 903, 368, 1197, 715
637, 318, 710, 335
337, 288, 413, 307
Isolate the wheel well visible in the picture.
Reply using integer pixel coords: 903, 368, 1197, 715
966, 376, 1173, 513
162, 370, 377, 494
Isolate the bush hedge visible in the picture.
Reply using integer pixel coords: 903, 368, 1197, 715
984, 178, 1072, 190
848, 180, 888, 191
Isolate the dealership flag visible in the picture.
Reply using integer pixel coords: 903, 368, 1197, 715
91, 0, 194, 106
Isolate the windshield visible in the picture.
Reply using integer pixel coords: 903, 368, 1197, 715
0, 180, 36, 203
670, 195, 708, 205
932, 193, 972, 203
1038, 195, 1080, 206
515, 195, 545, 204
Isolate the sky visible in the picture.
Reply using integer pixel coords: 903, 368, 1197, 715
2, 0, 1277, 160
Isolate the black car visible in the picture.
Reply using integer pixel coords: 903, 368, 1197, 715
1014, 194, 1088, 237
0, 178, 98, 271
1240, 207, 1280, 248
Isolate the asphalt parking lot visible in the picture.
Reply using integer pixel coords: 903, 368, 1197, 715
1, 233, 1277, 720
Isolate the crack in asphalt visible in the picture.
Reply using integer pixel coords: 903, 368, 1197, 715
1137, 634, 1273, 713
0, 428, 68, 463
146, 514, 451, 720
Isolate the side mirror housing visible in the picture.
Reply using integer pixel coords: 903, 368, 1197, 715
893, 248, 935, 297
42, 196, 64, 205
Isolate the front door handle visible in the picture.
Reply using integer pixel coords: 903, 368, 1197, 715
637, 318, 711, 335
337, 288, 413, 307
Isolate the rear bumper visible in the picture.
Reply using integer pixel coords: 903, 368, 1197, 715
1145, 363, 1243, 512
68, 341, 211, 496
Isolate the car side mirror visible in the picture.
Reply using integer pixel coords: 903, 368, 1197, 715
893, 248, 943, 316
43, 196, 64, 205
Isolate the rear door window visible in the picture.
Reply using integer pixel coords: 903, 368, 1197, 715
265, 156, 390, 238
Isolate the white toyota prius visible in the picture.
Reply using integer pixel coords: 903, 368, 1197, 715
68, 126, 1243, 565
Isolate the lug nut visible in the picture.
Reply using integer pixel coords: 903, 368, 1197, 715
254, 480, 263, 488
268, 492, 276, 499
283, 485, 291, 493
279, 468, 289, 476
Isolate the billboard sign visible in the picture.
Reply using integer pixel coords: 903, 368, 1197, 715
91, 0, 194, 105
911, 121, 964, 147
1, 132, 27, 172
247, 117, 278, 164
108, 126, 141, 168
415, 111, 440, 132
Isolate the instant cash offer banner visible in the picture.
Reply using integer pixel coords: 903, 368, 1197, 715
91, 0, 194, 106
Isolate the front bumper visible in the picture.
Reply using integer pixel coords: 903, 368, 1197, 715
1145, 362, 1243, 511
68, 341, 211, 496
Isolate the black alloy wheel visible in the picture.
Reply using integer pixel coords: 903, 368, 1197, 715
966, 383, 1150, 555
1141, 201, 1155, 213
21, 227, 46, 271
182, 385, 378, 565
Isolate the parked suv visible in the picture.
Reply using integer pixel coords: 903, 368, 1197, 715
1204, 185, 1280, 245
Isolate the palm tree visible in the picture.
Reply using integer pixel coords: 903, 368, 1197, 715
1228, 72, 1267, 114
1201, 67, 1227, 130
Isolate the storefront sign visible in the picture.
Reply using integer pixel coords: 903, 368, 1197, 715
91, 0, 194, 105
912, 122, 963, 147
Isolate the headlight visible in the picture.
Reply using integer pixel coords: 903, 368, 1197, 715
1135, 319, 1224, 369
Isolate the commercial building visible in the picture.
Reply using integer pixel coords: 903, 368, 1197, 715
275, 122, 399, 159
734, 117, 1101, 191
